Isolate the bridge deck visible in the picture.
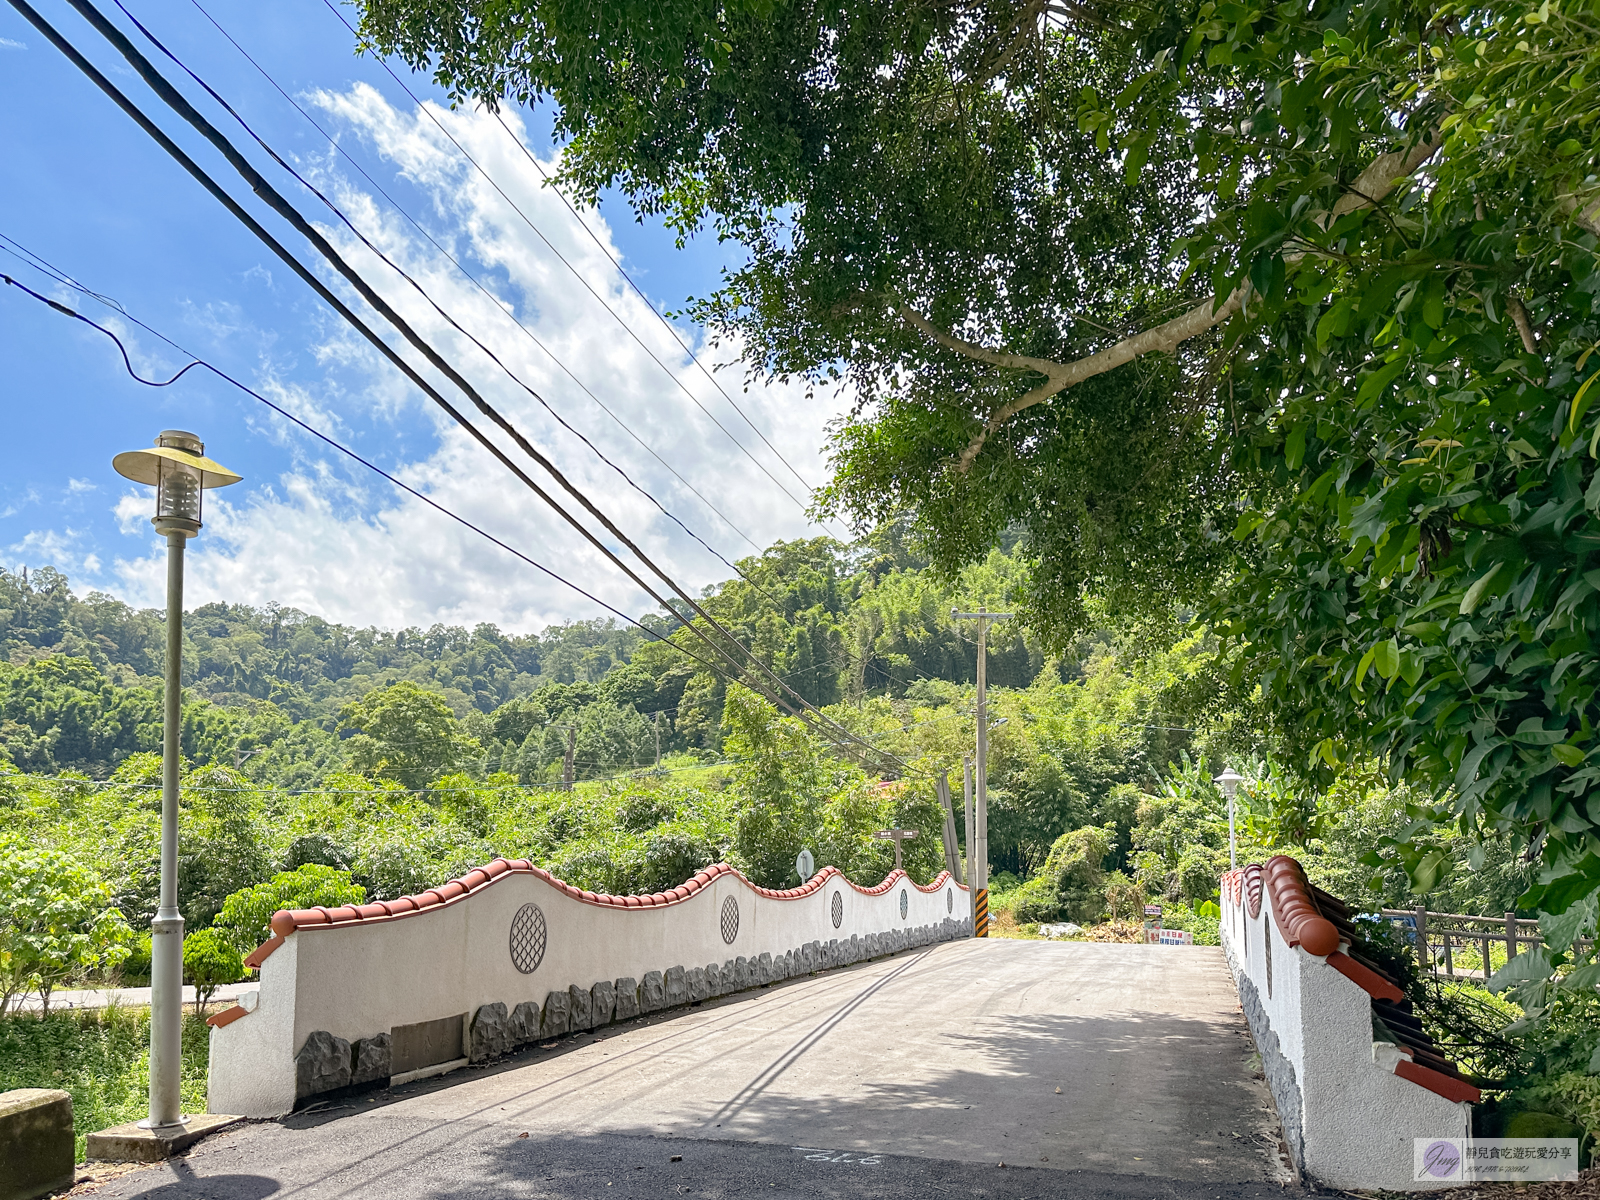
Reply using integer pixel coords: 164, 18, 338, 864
94, 940, 1292, 1199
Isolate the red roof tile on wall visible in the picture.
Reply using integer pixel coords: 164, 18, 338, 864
1264, 855, 1341, 957
254, 860, 962, 962
1395, 1059, 1482, 1104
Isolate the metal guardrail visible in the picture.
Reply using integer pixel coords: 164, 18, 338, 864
1377, 907, 1594, 981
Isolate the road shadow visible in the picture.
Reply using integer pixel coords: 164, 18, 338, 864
414, 1130, 1317, 1200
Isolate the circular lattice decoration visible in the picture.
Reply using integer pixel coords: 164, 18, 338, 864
509, 903, 547, 974
831, 891, 843, 929
720, 895, 740, 944
899, 889, 909, 920
947, 888, 953, 913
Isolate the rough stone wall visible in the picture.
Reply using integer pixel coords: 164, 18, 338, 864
296, 916, 972, 1104
1235, 968, 1303, 1172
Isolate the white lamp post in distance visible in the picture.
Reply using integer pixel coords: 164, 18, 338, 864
1214, 767, 1245, 871
112, 431, 240, 1133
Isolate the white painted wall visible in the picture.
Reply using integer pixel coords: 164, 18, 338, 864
210, 865, 969, 1117
1220, 875, 1471, 1191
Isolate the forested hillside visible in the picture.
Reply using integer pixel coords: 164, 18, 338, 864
0, 532, 1044, 785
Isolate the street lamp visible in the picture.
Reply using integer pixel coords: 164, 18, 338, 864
1214, 767, 1245, 871
113, 431, 240, 1133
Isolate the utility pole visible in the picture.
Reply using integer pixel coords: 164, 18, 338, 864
562, 725, 576, 790
934, 770, 963, 883
963, 755, 975, 925
951, 606, 1012, 937
654, 710, 662, 768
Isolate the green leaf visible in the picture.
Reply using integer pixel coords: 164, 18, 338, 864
1354, 643, 1378, 691
1408, 847, 1450, 893
1487, 945, 1552, 993
1356, 360, 1407, 407
1232, 510, 1265, 539
1552, 743, 1586, 766
1460, 563, 1503, 614
1567, 367, 1600, 433
1538, 894, 1596, 953
1373, 637, 1401, 680
1285, 424, 1307, 470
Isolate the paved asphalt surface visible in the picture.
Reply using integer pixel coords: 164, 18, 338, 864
84, 940, 1308, 1200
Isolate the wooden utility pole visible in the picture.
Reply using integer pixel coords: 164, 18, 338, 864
963, 755, 975, 924
951, 606, 1012, 937
562, 725, 576, 790
935, 770, 963, 883
654, 710, 662, 768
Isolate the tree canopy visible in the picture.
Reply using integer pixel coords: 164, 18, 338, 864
355, 0, 1600, 913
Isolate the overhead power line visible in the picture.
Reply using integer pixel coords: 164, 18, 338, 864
487, 106, 829, 505
137, 0, 797, 620
0, 268, 732, 681
3, 0, 908, 776
318, 0, 838, 532
1, 254, 889, 720
186, 0, 769, 562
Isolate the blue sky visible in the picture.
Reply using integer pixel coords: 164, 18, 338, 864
0, 0, 847, 633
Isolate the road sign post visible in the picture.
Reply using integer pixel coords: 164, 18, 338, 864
872, 828, 918, 872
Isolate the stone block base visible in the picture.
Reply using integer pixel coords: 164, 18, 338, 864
1, 1088, 74, 1200
85, 1114, 242, 1163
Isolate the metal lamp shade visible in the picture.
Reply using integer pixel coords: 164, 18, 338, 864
1213, 768, 1245, 798
112, 431, 241, 535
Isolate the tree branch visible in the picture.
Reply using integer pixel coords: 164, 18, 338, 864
1558, 185, 1600, 237
893, 134, 1445, 472
1507, 296, 1539, 355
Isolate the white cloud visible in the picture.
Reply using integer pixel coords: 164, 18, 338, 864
0, 37, 26, 50
104, 90, 850, 633
67, 478, 96, 494
9, 527, 100, 578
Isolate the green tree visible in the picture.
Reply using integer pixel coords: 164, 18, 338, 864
347, 0, 1600, 911
211, 865, 367, 958
338, 681, 481, 789
722, 685, 853, 887
1013, 826, 1112, 925
182, 926, 243, 1016
0, 839, 130, 1014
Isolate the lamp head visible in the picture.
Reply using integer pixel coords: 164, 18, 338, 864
113, 430, 241, 537
1213, 767, 1245, 798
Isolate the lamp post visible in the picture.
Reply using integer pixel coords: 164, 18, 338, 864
113, 431, 240, 1132
1214, 768, 1245, 870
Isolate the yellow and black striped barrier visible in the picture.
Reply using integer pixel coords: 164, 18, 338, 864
974, 887, 988, 937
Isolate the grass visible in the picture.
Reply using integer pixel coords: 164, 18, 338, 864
0, 1005, 210, 1162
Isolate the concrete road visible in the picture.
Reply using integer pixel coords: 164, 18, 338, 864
90, 939, 1294, 1200
15, 982, 255, 1013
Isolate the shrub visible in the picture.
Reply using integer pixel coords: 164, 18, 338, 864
0, 840, 131, 1014
183, 927, 244, 1015
212, 864, 366, 957
1011, 875, 1060, 924
1103, 871, 1145, 921
1013, 826, 1111, 925
119, 933, 152, 986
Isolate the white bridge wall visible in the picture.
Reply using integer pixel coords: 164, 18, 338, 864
210, 864, 968, 1117
1220, 878, 1470, 1191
